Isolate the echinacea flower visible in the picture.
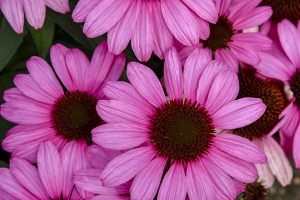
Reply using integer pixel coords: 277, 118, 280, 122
0, 41, 125, 164
178, 0, 273, 72
1, 0, 69, 33
254, 19, 300, 168
92, 47, 267, 200
0, 141, 91, 200
72, 0, 218, 61
228, 66, 293, 188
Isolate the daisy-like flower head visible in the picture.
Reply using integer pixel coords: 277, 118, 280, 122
72, 0, 218, 61
229, 66, 293, 188
254, 19, 300, 168
1, 0, 69, 33
92, 47, 267, 200
0, 41, 125, 164
0, 141, 93, 199
179, 0, 273, 72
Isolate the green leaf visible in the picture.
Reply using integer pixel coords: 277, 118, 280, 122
0, 160, 8, 168
28, 17, 55, 58
47, 8, 92, 49
0, 18, 26, 72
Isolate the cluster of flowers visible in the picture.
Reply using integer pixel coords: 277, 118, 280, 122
0, 0, 299, 199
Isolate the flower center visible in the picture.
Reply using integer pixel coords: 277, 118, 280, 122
291, 70, 300, 108
51, 91, 101, 141
238, 179, 268, 200
260, 0, 300, 24
201, 15, 235, 52
234, 68, 287, 140
149, 99, 215, 163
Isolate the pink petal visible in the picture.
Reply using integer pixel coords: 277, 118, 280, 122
212, 134, 267, 164
212, 97, 266, 129
92, 123, 149, 150
107, 0, 139, 55
232, 179, 246, 196
201, 155, 236, 199
215, 49, 238, 73
85, 145, 119, 169
151, 0, 173, 59
72, 0, 100, 22
186, 161, 215, 200
182, 0, 218, 23
4, 122, 52, 137
293, 125, 300, 168
101, 147, 156, 186
255, 162, 275, 188
131, 157, 167, 200
38, 141, 62, 199
127, 62, 165, 108
103, 81, 155, 115
50, 44, 76, 92
157, 162, 186, 200
27, 56, 64, 99
2, 128, 55, 152
97, 100, 149, 126
231, 33, 272, 51
0, 187, 19, 200
85, 41, 114, 94
262, 137, 293, 186
196, 60, 224, 106
0, 168, 37, 199
228, 41, 261, 65
45, 0, 69, 13
83, 0, 131, 37
65, 48, 89, 91
14, 74, 56, 104
12, 142, 41, 164
23, 0, 45, 29
161, 0, 199, 46
215, 0, 231, 15
92, 196, 130, 200
278, 19, 300, 68
183, 48, 211, 102
196, 16, 210, 40
10, 157, 48, 199
205, 68, 239, 115
131, 0, 154, 62
1, 0, 24, 33
74, 169, 129, 195
228, 0, 261, 23
208, 147, 258, 183
164, 47, 183, 100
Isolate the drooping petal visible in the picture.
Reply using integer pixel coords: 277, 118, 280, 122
228, 0, 261, 23
23, 0, 46, 29
228, 41, 261, 65
231, 33, 272, 51
215, 49, 238, 73
182, 0, 218, 23
131, 157, 167, 200
12, 142, 41, 164
164, 47, 183, 100
101, 147, 156, 186
1, 0, 24, 33
45, 0, 69, 13
127, 62, 165, 108
232, 179, 246, 196
212, 98, 266, 129
72, 0, 100, 22
255, 163, 275, 188
157, 162, 186, 200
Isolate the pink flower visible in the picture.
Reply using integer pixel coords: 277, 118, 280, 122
0, 141, 92, 199
178, 0, 273, 72
93, 47, 267, 199
254, 19, 300, 168
0, 41, 125, 164
1, 0, 70, 33
72, 0, 218, 61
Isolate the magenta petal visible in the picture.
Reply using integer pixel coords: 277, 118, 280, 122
215, 49, 238, 73
72, 0, 100, 22
228, 41, 261, 65
186, 161, 215, 200
24, 0, 45, 29
101, 147, 156, 186
27, 56, 64, 99
293, 125, 300, 168
205, 68, 239, 115
38, 141, 62, 199
0, 168, 37, 199
183, 48, 211, 102
212, 98, 266, 129
131, 0, 154, 62
228, 0, 261, 22
157, 162, 186, 200
127, 62, 165, 108
278, 19, 300, 68
103, 81, 155, 115
83, 0, 130, 37
164, 47, 183, 100
92, 196, 130, 200
10, 157, 48, 199
0, 187, 19, 200
161, 0, 199, 46
215, 0, 231, 15
108, 0, 139, 55
231, 33, 272, 51
45, 0, 69, 13
213, 134, 267, 164
208, 147, 258, 183
12, 142, 40, 164
232, 179, 246, 196
1, 0, 24, 33
182, 0, 218, 23
97, 100, 149, 126
131, 157, 167, 200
